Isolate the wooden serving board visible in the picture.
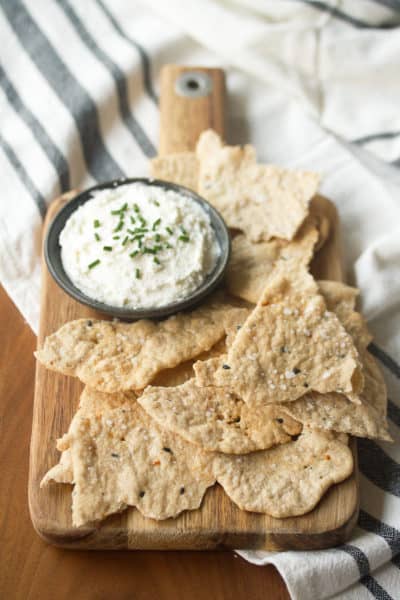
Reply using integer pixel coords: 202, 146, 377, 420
29, 65, 359, 551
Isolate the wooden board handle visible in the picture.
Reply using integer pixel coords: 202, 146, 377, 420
159, 65, 225, 155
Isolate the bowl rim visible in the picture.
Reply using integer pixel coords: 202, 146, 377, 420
44, 177, 231, 319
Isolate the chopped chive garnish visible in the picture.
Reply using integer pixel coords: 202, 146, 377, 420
88, 259, 100, 269
130, 216, 136, 224
152, 218, 161, 231
166, 243, 172, 249
154, 233, 161, 242
130, 250, 139, 258
166, 226, 173, 235
139, 216, 147, 227
180, 225, 187, 235
131, 234, 144, 242
94, 232, 101, 241
135, 268, 141, 279
153, 244, 163, 252
93, 219, 101, 228
114, 220, 124, 232
103, 246, 113, 251
111, 202, 128, 215
178, 235, 190, 243
133, 203, 140, 213
143, 247, 156, 255
128, 227, 148, 235
138, 239, 143, 248
122, 236, 129, 246
113, 235, 120, 240
154, 256, 160, 265
154, 200, 160, 207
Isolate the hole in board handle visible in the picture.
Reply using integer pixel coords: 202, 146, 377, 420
175, 71, 213, 98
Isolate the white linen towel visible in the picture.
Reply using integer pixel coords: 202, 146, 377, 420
1, 1, 400, 598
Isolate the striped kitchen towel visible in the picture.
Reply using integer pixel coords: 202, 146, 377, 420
1, 1, 400, 598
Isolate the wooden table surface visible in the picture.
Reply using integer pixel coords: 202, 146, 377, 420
0, 284, 290, 600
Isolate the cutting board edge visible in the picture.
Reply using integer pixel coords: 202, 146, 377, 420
29, 64, 360, 551
28, 436, 359, 552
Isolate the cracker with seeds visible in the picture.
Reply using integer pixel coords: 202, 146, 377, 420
151, 148, 331, 256
281, 354, 390, 441
196, 130, 319, 242
280, 281, 390, 440
41, 388, 215, 526
226, 218, 318, 304
35, 299, 249, 393
139, 379, 302, 454
150, 152, 198, 191
213, 429, 353, 517
318, 280, 372, 350
194, 266, 364, 405
151, 338, 229, 388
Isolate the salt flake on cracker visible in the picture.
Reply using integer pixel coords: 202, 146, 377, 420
280, 281, 391, 441
194, 267, 364, 405
138, 379, 302, 454
41, 388, 215, 526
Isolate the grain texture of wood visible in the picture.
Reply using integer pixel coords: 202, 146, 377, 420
29, 64, 358, 551
159, 65, 225, 154
0, 285, 290, 600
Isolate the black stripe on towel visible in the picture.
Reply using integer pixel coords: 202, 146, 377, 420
362, 576, 395, 600
290, 0, 399, 28
366, 0, 400, 12
340, 545, 394, 599
359, 510, 400, 555
353, 131, 400, 145
0, 134, 46, 217
0, 64, 71, 191
340, 544, 370, 577
94, 0, 158, 104
0, 0, 125, 182
358, 438, 400, 497
388, 400, 400, 428
58, 0, 156, 157
369, 343, 400, 380
392, 553, 400, 569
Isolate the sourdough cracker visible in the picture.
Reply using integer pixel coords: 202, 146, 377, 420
41, 449, 73, 485
196, 130, 319, 242
151, 338, 229, 388
226, 218, 318, 304
149, 152, 198, 191
213, 430, 353, 517
195, 267, 364, 405
35, 299, 249, 393
42, 388, 215, 526
281, 354, 391, 441
139, 379, 302, 454
281, 281, 390, 440
318, 280, 372, 350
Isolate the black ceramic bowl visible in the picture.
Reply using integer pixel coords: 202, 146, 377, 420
45, 178, 231, 319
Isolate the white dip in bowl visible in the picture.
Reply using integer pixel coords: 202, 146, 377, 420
59, 182, 220, 309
